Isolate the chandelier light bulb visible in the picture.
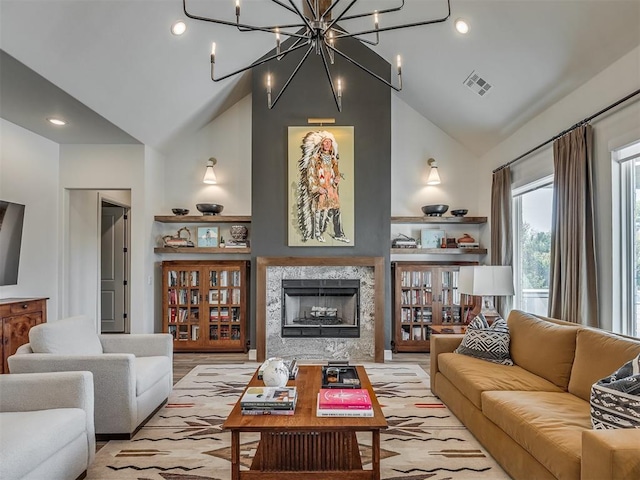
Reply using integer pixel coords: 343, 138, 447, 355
374, 10, 379, 29
211, 42, 216, 56
235, 0, 240, 17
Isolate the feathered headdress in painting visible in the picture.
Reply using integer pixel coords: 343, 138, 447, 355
296, 131, 337, 241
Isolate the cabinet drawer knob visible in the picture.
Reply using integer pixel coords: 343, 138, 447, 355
21, 304, 28, 309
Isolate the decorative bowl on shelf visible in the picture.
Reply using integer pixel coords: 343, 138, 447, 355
171, 208, 189, 216
421, 204, 449, 216
196, 203, 224, 215
451, 209, 468, 217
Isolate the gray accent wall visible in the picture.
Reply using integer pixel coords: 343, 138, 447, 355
251, 36, 392, 349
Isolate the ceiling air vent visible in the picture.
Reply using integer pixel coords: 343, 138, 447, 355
464, 70, 492, 97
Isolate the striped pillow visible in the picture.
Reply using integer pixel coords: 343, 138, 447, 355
590, 354, 640, 429
454, 314, 514, 366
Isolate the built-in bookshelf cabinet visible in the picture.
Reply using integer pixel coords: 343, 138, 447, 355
392, 261, 480, 353
162, 260, 248, 352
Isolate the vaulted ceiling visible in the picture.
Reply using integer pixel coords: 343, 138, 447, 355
1, 0, 639, 156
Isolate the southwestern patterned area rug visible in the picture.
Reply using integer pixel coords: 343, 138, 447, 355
87, 363, 511, 480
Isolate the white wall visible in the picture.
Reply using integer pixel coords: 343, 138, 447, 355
163, 94, 252, 216
390, 95, 487, 259
480, 46, 640, 330
59, 144, 163, 333
144, 146, 165, 333
0, 119, 61, 318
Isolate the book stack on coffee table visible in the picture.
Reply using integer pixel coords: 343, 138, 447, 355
316, 388, 373, 417
240, 386, 297, 415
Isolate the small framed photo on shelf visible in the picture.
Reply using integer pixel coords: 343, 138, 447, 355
421, 229, 445, 249
197, 227, 219, 247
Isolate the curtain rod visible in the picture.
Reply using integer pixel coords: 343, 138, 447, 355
493, 87, 640, 174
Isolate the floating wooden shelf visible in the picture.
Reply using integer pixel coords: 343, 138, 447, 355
391, 248, 487, 255
391, 216, 487, 224
154, 215, 251, 223
154, 247, 250, 254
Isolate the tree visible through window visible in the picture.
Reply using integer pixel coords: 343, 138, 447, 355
513, 181, 553, 316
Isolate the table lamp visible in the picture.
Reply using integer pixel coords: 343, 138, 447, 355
458, 266, 515, 318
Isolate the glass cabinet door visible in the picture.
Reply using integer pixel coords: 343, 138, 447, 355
166, 267, 200, 343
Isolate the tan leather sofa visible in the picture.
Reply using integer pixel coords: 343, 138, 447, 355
430, 310, 640, 480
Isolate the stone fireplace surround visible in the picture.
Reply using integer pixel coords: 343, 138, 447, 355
256, 257, 385, 362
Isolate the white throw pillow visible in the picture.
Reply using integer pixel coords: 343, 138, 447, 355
29, 315, 103, 355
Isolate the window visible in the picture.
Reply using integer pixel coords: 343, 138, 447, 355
512, 176, 554, 316
616, 140, 640, 337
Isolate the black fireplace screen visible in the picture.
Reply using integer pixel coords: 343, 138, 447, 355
281, 279, 360, 338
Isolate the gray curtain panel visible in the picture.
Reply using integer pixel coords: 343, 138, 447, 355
491, 166, 513, 318
549, 124, 599, 327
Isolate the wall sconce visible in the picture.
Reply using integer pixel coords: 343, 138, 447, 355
203, 157, 218, 184
426, 158, 441, 185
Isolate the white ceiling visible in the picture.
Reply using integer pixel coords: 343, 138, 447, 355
1, 0, 639, 156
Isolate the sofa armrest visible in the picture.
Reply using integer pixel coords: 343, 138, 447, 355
100, 333, 173, 359
0, 371, 96, 464
8, 353, 138, 434
582, 429, 640, 480
430, 334, 464, 395
0, 371, 93, 413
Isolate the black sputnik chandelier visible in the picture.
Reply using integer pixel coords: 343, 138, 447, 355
183, 0, 451, 111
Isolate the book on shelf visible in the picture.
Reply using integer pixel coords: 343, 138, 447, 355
316, 394, 373, 417
239, 386, 297, 409
257, 359, 299, 380
317, 388, 372, 409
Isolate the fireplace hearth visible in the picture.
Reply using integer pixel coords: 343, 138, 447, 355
282, 279, 360, 338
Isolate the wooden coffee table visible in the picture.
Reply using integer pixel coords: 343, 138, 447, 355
223, 365, 387, 479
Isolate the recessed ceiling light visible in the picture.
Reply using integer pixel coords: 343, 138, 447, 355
171, 21, 186, 36
455, 19, 469, 34
47, 117, 67, 126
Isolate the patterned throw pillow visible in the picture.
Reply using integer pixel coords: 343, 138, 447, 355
454, 314, 514, 366
590, 353, 640, 429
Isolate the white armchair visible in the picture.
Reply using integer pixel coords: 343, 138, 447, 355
0, 371, 95, 480
8, 315, 173, 439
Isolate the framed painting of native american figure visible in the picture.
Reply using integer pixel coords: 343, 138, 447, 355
288, 126, 355, 247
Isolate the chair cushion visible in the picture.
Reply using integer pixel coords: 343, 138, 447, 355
0, 409, 86, 480
591, 353, 640, 429
135, 356, 171, 396
29, 315, 103, 355
454, 315, 513, 365
482, 390, 591, 480
438, 352, 563, 409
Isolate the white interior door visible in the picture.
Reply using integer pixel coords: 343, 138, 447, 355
101, 204, 128, 332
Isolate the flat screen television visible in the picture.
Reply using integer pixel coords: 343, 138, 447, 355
0, 200, 25, 286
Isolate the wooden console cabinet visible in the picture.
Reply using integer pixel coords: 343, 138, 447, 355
1, 297, 48, 373
162, 260, 248, 352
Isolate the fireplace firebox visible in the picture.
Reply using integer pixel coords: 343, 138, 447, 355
281, 279, 360, 338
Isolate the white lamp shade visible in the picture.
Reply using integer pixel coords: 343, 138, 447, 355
426, 165, 441, 185
203, 164, 217, 184
458, 266, 515, 296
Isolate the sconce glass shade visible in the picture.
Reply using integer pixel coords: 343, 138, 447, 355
203, 158, 217, 184
458, 266, 514, 316
427, 160, 441, 185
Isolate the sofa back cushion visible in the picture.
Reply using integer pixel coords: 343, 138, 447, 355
29, 315, 103, 355
568, 328, 640, 401
508, 310, 579, 390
